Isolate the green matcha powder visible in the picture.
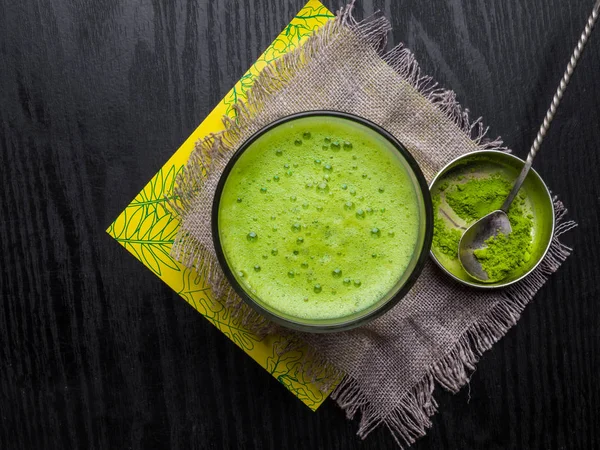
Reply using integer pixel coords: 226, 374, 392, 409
433, 173, 534, 280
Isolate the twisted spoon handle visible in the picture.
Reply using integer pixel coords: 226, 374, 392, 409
501, 0, 600, 212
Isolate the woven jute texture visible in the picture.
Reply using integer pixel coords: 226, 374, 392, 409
170, 5, 575, 447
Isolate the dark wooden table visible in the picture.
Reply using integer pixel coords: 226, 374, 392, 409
1, 0, 599, 448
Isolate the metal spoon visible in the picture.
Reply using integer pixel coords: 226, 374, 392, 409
459, 0, 600, 282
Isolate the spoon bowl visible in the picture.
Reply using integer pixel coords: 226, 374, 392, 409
458, 210, 512, 282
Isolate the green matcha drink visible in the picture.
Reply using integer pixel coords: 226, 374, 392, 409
216, 116, 424, 321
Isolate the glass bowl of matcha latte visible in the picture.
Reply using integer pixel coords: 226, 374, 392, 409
212, 112, 433, 332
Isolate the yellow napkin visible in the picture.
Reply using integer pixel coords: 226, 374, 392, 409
106, 1, 336, 411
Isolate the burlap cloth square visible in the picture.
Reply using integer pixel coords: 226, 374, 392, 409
169, 4, 575, 447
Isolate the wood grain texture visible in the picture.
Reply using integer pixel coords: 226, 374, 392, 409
1, 0, 598, 448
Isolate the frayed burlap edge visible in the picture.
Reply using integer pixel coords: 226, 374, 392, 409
333, 198, 575, 447
169, 2, 576, 447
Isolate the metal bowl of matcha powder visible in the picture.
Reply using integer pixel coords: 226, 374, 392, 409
429, 150, 555, 288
